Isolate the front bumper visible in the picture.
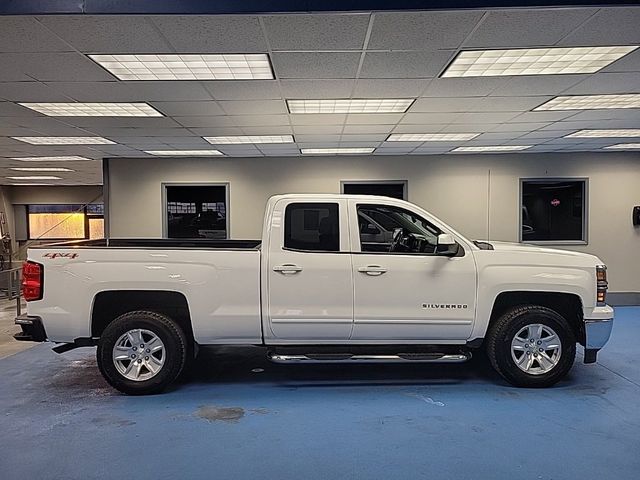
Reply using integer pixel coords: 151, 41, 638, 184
583, 305, 614, 363
14, 314, 47, 343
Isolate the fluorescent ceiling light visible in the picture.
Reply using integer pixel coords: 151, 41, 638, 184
387, 133, 480, 142
565, 129, 640, 138
19, 102, 162, 117
89, 54, 274, 80
301, 148, 375, 155
287, 99, 414, 114
10, 183, 54, 186
604, 143, 640, 150
535, 94, 640, 111
442, 46, 638, 77
7, 176, 62, 180
451, 145, 532, 153
11, 137, 115, 145
145, 150, 223, 156
10, 167, 74, 172
204, 135, 294, 144
11, 156, 93, 162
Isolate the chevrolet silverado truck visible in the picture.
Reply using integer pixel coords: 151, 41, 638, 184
15, 194, 614, 395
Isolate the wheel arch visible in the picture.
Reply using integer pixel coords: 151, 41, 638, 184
489, 291, 584, 344
91, 290, 194, 344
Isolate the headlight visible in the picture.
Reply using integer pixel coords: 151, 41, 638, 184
596, 265, 608, 305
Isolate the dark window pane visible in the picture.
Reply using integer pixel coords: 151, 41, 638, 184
521, 180, 585, 242
166, 186, 227, 239
357, 204, 440, 254
285, 203, 339, 252
28, 204, 83, 214
86, 204, 105, 215
343, 182, 405, 199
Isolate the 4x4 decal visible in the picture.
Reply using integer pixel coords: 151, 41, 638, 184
43, 252, 79, 259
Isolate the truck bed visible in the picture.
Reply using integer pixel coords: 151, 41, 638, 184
31, 238, 262, 250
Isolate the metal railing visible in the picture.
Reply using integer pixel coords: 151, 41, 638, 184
0, 266, 22, 315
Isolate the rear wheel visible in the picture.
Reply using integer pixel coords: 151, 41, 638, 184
486, 305, 576, 388
97, 311, 187, 395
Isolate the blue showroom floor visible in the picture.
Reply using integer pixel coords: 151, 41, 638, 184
1, 308, 639, 480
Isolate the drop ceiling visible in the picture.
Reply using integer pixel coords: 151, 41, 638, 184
0, 6, 639, 185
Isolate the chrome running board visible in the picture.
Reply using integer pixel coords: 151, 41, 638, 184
267, 352, 471, 364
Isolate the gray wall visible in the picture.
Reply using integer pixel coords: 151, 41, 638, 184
107, 153, 640, 292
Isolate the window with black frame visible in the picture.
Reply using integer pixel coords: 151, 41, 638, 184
284, 203, 339, 252
27, 204, 104, 240
165, 185, 227, 239
521, 179, 586, 243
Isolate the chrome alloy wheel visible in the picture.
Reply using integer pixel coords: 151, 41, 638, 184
511, 323, 562, 375
112, 329, 165, 381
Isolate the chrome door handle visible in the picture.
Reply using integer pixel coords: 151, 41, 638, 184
273, 264, 303, 274
358, 265, 387, 276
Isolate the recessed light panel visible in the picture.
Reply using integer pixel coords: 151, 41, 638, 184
7, 176, 62, 180
535, 94, 640, 111
604, 143, 640, 149
89, 54, 274, 80
10, 167, 74, 172
19, 102, 162, 117
287, 99, 414, 114
301, 148, 375, 155
145, 150, 223, 156
387, 133, 480, 142
451, 146, 532, 153
204, 135, 294, 144
442, 46, 638, 77
11, 137, 115, 145
11, 156, 93, 162
565, 129, 640, 138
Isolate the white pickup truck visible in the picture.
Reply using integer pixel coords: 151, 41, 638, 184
16, 194, 614, 395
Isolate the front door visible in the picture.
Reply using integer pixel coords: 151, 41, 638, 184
350, 200, 476, 341
266, 199, 353, 342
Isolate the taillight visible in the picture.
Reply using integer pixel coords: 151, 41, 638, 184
22, 261, 43, 302
596, 265, 608, 305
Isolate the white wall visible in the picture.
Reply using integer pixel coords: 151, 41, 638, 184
107, 153, 640, 292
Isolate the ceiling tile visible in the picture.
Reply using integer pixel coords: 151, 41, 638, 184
0, 102, 42, 117
368, 11, 484, 50
360, 51, 454, 78
601, 49, 640, 73
37, 15, 172, 53
438, 123, 499, 133
510, 111, 578, 122
352, 79, 429, 98
391, 124, 446, 133
149, 15, 267, 52
453, 112, 522, 124
400, 112, 460, 124
272, 52, 360, 79
149, 101, 224, 116
463, 8, 596, 48
495, 75, 588, 97
229, 114, 289, 127
561, 73, 640, 95
172, 116, 235, 128
421, 77, 508, 97
0, 53, 114, 82
189, 127, 245, 136
0, 17, 73, 53
293, 125, 344, 135
280, 80, 354, 99
343, 124, 395, 134
59, 117, 182, 128
490, 122, 551, 132
46, 81, 213, 102
204, 81, 281, 100
263, 14, 370, 50
0, 82, 73, 102
559, 7, 640, 46
468, 96, 551, 112
410, 97, 481, 113
218, 100, 286, 115
241, 126, 293, 135
340, 134, 388, 142
295, 134, 342, 142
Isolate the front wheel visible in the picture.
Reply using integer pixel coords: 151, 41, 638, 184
486, 305, 576, 388
97, 311, 187, 395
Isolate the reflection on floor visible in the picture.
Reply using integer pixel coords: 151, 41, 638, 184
0, 307, 638, 479
0, 298, 30, 359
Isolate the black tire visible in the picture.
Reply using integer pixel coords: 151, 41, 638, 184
486, 305, 576, 388
97, 311, 187, 395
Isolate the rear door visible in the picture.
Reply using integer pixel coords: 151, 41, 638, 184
265, 198, 353, 342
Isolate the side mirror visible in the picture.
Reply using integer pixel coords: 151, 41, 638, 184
436, 233, 460, 256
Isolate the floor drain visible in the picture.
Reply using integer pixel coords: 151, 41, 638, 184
251, 368, 264, 373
